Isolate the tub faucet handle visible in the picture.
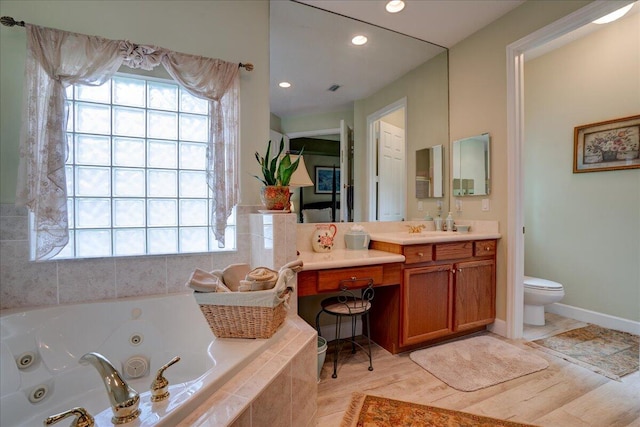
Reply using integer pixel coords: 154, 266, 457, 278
150, 356, 181, 402
44, 407, 94, 427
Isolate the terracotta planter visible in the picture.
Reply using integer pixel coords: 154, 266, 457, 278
260, 186, 291, 211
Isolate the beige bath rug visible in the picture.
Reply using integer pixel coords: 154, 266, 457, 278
526, 324, 639, 381
409, 335, 549, 392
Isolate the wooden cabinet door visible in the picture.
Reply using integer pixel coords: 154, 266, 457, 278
453, 259, 496, 331
401, 264, 453, 346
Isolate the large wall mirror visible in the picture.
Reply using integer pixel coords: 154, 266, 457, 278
452, 133, 491, 196
270, 1, 449, 222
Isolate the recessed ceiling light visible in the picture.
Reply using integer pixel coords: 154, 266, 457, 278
386, 1, 405, 14
351, 35, 368, 46
278, 82, 291, 88
592, 3, 634, 24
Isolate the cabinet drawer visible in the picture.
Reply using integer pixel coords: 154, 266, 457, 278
403, 245, 433, 264
474, 240, 496, 256
317, 266, 383, 292
434, 242, 473, 260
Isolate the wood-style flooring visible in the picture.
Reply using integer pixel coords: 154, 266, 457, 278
316, 314, 640, 426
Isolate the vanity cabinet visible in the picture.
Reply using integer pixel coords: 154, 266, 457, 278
371, 238, 497, 353
402, 264, 453, 345
453, 259, 495, 331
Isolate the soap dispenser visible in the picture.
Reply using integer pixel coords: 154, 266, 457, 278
445, 212, 454, 232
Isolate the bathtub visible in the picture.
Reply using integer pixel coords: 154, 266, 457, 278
0, 293, 276, 426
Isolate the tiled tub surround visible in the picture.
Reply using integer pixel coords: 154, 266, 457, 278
0, 204, 289, 310
0, 204, 317, 426
0, 293, 317, 427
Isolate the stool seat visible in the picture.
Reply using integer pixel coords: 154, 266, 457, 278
315, 278, 375, 379
322, 298, 371, 315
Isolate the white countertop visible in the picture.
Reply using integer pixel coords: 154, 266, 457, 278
368, 231, 501, 245
298, 248, 405, 271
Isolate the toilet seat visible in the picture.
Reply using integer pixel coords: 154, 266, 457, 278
524, 276, 563, 291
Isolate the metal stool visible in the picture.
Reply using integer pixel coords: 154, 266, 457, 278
315, 278, 374, 378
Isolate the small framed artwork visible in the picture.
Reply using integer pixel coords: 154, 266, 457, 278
574, 115, 640, 173
314, 166, 340, 194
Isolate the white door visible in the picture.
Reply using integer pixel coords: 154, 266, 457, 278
339, 120, 350, 222
378, 120, 405, 221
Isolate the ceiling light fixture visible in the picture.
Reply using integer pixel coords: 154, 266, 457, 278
278, 82, 291, 88
385, 0, 405, 14
351, 35, 368, 46
592, 3, 634, 24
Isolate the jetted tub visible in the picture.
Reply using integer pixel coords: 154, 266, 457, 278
0, 293, 276, 426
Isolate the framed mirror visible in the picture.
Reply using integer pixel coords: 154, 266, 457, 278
415, 145, 444, 198
452, 133, 490, 196
270, 1, 449, 222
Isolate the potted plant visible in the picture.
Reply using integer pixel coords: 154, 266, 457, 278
254, 138, 304, 210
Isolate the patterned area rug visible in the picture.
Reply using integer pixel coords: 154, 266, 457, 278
527, 324, 639, 380
340, 393, 539, 427
409, 335, 548, 391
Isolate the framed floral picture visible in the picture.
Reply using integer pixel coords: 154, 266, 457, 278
574, 115, 640, 173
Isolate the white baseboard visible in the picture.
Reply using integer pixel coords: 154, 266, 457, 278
488, 318, 507, 337
546, 303, 640, 335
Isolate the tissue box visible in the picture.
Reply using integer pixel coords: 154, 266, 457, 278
344, 230, 370, 250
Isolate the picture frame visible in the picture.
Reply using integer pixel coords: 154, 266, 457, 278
573, 115, 640, 173
314, 166, 340, 194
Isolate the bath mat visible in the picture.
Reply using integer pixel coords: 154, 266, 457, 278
526, 324, 639, 380
409, 335, 548, 391
340, 392, 539, 427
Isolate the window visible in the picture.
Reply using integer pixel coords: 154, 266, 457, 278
54, 74, 235, 259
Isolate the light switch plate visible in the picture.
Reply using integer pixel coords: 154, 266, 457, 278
482, 198, 490, 211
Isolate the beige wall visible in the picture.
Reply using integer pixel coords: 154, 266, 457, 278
280, 110, 354, 134
0, 0, 269, 206
524, 12, 640, 321
448, 0, 592, 320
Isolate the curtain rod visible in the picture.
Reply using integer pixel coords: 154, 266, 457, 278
0, 16, 254, 71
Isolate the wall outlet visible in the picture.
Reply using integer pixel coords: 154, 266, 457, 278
482, 198, 490, 211
417, 201, 424, 211
455, 199, 462, 212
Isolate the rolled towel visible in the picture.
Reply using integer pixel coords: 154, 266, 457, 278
247, 267, 278, 285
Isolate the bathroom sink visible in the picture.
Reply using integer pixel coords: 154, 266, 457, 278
369, 230, 482, 245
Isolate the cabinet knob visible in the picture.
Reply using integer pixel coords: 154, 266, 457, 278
417, 252, 424, 257
485, 246, 490, 251
351, 276, 357, 280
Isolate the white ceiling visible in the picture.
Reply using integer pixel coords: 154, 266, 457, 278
270, 0, 525, 119
296, 0, 526, 48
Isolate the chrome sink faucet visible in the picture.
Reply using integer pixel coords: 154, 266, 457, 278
79, 352, 141, 425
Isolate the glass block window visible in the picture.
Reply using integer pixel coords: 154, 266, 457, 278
54, 74, 236, 259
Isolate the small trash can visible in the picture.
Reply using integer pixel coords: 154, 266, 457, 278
317, 336, 327, 382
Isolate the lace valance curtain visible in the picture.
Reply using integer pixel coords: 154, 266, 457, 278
16, 24, 240, 260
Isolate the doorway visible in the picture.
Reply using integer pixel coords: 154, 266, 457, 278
366, 98, 407, 221
505, 1, 628, 339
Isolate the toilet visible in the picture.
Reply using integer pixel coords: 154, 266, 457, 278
523, 276, 565, 326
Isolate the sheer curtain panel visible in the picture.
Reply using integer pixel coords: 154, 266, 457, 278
16, 25, 240, 260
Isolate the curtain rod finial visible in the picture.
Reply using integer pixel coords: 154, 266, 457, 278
239, 62, 254, 71
1, 16, 25, 27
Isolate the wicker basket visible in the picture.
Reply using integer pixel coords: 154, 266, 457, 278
197, 289, 289, 339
